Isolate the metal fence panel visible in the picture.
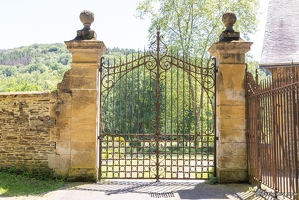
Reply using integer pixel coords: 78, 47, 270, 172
246, 66, 299, 199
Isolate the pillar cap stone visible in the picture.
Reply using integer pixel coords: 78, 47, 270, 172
208, 41, 253, 56
64, 40, 107, 53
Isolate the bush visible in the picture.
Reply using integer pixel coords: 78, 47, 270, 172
0, 164, 58, 181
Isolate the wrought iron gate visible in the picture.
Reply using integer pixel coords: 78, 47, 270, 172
99, 31, 216, 181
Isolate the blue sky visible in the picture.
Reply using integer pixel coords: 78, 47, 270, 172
0, 0, 268, 61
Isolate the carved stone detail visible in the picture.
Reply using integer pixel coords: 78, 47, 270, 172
219, 12, 240, 42
80, 10, 94, 30
74, 10, 97, 40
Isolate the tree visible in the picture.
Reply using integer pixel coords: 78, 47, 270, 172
136, 0, 260, 147
136, 0, 260, 58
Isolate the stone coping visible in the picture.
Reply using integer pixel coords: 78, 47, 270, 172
0, 91, 57, 97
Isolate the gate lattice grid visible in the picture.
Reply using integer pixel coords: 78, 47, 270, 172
99, 31, 216, 181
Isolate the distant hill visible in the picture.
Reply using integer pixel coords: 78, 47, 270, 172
0, 44, 136, 92
0, 43, 71, 66
0, 43, 72, 92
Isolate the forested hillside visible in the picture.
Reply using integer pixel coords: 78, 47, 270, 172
0, 43, 72, 92
0, 43, 262, 93
0, 44, 136, 92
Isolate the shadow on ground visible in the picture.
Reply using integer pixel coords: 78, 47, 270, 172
1, 180, 264, 199
67, 180, 261, 199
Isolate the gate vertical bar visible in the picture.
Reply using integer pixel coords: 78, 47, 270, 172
98, 57, 104, 180
213, 57, 217, 177
155, 29, 161, 182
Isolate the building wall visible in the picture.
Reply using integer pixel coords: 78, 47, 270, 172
0, 92, 57, 170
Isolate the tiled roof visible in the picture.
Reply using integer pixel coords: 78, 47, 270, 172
260, 0, 299, 66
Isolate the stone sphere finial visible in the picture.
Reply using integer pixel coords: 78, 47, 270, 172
80, 10, 95, 30
222, 11, 237, 32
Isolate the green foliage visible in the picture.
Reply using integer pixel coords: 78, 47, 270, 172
0, 43, 71, 92
0, 165, 65, 197
134, 1, 259, 158
136, 0, 260, 59
246, 61, 269, 83
0, 45, 139, 92
0, 172, 64, 197
0, 164, 60, 181
207, 176, 219, 185
102, 55, 214, 135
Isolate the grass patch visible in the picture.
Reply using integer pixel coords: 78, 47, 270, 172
0, 171, 65, 197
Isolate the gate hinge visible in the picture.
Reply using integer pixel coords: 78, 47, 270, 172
215, 136, 219, 140
99, 57, 104, 72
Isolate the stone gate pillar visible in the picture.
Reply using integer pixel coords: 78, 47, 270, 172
56, 10, 106, 181
208, 12, 252, 183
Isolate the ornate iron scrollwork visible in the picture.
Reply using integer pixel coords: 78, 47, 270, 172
99, 30, 216, 181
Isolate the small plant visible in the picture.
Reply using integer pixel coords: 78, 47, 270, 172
248, 186, 256, 192
207, 176, 219, 184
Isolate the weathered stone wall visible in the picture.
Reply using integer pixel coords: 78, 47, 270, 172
0, 10, 106, 181
0, 92, 57, 170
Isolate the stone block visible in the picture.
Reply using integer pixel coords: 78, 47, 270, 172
70, 64, 99, 77
72, 52, 100, 63
71, 128, 97, 142
71, 142, 96, 153
219, 142, 247, 156
49, 129, 57, 141
219, 155, 247, 169
30, 119, 43, 126
218, 118, 246, 131
217, 168, 248, 183
208, 42, 252, 63
67, 167, 97, 182
71, 90, 97, 106
48, 153, 60, 168
219, 129, 246, 142
56, 141, 71, 155
53, 154, 71, 177
59, 154, 71, 169
56, 127, 71, 140
217, 65, 246, 90
219, 53, 246, 64
71, 152, 96, 168
219, 105, 245, 119
71, 121, 96, 132
49, 102, 57, 118
71, 108, 97, 124
70, 76, 98, 90
217, 90, 245, 106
